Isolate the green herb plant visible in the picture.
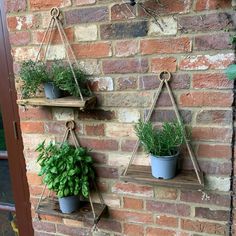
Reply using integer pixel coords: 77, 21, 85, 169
135, 120, 185, 157
36, 141, 94, 198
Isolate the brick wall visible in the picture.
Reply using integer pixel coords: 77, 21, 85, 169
5, 0, 236, 235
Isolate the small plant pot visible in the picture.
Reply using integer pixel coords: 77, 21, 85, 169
58, 195, 80, 214
150, 152, 179, 179
44, 82, 61, 99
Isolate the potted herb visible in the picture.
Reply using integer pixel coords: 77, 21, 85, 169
19, 60, 61, 99
36, 141, 94, 213
134, 120, 185, 179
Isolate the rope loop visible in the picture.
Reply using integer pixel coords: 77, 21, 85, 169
66, 120, 76, 130
158, 71, 171, 82
50, 7, 60, 18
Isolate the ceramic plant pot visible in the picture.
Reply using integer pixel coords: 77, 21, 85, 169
150, 152, 179, 179
58, 195, 80, 214
44, 82, 61, 99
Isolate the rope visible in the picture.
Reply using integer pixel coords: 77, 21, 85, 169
124, 71, 203, 185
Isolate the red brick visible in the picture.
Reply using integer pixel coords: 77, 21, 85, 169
72, 42, 111, 59
90, 152, 107, 164
123, 197, 143, 210
146, 201, 190, 217
116, 76, 138, 90
34, 232, 55, 236
179, 53, 233, 70
195, 0, 231, 11
79, 138, 118, 151
97, 219, 122, 233
195, 33, 231, 51
197, 160, 231, 175
85, 124, 105, 136
27, 172, 42, 185
197, 144, 231, 159
112, 182, 153, 197
94, 166, 119, 179
44, 121, 75, 135
103, 58, 148, 74
19, 107, 52, 120
5, 0, 27, 12
121, 139, 140, 152
146, 227, 175, 236
29, 0, 71, 10
156, 215, 178, 228
57, 224, 90, 236
179, 91, 233, 107
155, 187, 178, 200
74, 0, 95, 6
20, 121, 44, 134
195, 207, 229, 221
111, 3, 136, 21
151, 57, 177, 72
33, 221, 56, 233
109, 209, 153, 224
192, 73, 233, 89
124, 223, 144, 236
77, 109, 115, 121
181, 219, 226, 235
9, 31, 31, 46
115, 40, 139, 57
141, 37, 191, 55
192, 127, 232, 142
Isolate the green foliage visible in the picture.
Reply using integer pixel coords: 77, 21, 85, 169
36, 141, 94, 198
19, 60, 50, 98
51, 61, 90, 97
225, 64, 236, 81
135, 120, 185, 156
0, 129, 6, 150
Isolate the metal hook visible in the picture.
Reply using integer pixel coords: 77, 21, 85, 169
50, 7, 60, 18
65, 120, 76, 130
158, 71, 171, 82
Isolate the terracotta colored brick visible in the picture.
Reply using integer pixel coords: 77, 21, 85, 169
151, 57, 177, 72
124, 223, 144, 236
79, 138, 118, 151
33, 221, 56, 233
181, 219, 226, 235
9, 31, 31, 46
179, 53, 233, 70
156, 215, 178, 228
146, 227, 175, 236
111, 3, 136, 21
197, 144, 231, 159
72, 42, 111, 59
20, 121, 44, 134
85, 124, 105, 136
109, 209, 153, 224
195, 207, 230, 221
103, 58, 148, 74
5, 0, 27, 12
29, 0, 71, 10
123, 197, 143, 210
26, 172, 42, 185
195, 33, 231, 50
112, 182, 154, 197
195, 0, 231, 11
179, 91, 233, 107
192, 73, 233, 89
141, 37, 191, 55
115, 40, 139, 57
19, 107, 52, 120
146, 201, 191, 217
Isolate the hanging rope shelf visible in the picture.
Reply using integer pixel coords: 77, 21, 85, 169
121, 71, 204, 190
17, 7, 96, 110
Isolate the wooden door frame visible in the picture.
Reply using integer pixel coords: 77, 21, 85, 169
0, 2, 33, 236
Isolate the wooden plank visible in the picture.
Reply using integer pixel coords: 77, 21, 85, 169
120, 165, 204, 190
17, 96, 96, 109
36, 198, 107, 222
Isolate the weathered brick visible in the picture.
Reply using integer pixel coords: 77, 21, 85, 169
34, 231, 55, 236
103, 58, 148, 74
52, 108, 74, 121
121, 139, 139, 152
195, 207, 230, 221
111, 3, 136, 21
112, 182, 154, 197
151, 57, 177, 72
33, 221, 56, 233
179, 53, 234, 70
123, 197, 144, 210
77, 109, 115, 121
9, 31, 31, 46
192, 73, 233, 89
117, 109, 140, 123
65, 6, 108, 24
90, 152, 107, 164
195, 0, 231, 11
115, 40, 139, 57
20, 121, 44, 134
197, 144, 232, 159
124, 223, 144, 236
12, 46, 40, 61
100, 21, 148, 40
178, 12, 235, 33
72, 42, 111, 59
38, 214, 62, 223
146, 200, 190, 216
155, 187, 178, 200
73, 0, 95, 6
97, 219, 122, 233
179, 91, 233, 107
89, 77, 113, 91
194, 33, 231, 50
116, 76, 138, 90
5, 0, 27, 12
141, 37, 192, 55
75, 25, 97, 42
106, 123, 135, 138
85, 123, 105, 136
146, 227, 175, 236
196, 110, 232, 125
27, 172, 42, 185
181, 219, 226, 235
19, 107, 52, 121
156, 215, 178, 228
56, 224, 90, 236
29, 0, 71, 10
198, 160, 231, 175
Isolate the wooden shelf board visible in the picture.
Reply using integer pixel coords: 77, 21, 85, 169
120, 165, 204, 190
17, 96, 96, 109
36, 198, 107, 222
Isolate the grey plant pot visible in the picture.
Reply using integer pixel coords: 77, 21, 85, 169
44, 82, 61, 99
58, 195, 80, 214
150, 152, 179, 179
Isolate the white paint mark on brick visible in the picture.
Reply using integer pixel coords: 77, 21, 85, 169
53, 108, 74, 121
117, 109, 140, 123
47, 45, 66, 60
205, 175, 230, 191
75, 25, 97, 42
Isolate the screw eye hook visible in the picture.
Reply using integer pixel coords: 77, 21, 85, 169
66, 120, 76, 130
50, 7, 60, 18
158, 71, 171, 82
